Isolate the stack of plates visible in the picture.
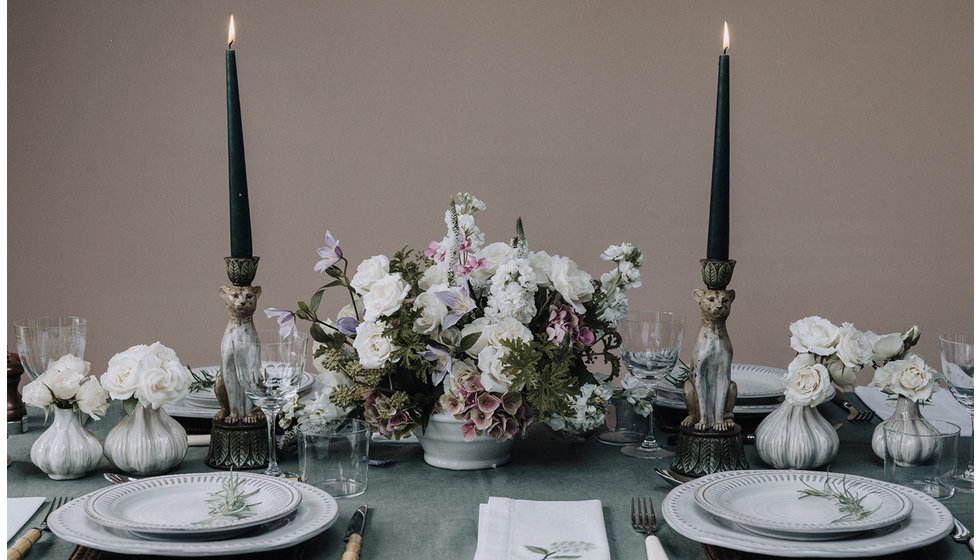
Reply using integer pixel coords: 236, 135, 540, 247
47, 472, 339, 556
655, 364, 833, 415
165, 367, 317, 419
663, 470, 954, 557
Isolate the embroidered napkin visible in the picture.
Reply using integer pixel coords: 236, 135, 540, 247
7, 497, 45, 542
854, 386, 973, 437
474, 497, 611, 560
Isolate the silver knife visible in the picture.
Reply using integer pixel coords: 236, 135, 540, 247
341, 504, 368, 560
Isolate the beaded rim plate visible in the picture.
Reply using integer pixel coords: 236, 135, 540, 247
84, 472, 303, 536
663, 470, 952, 557
185, 367, 316, 406
693, 470, 913, 539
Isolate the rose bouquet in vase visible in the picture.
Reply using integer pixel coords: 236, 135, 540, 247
22, 354, 108, 479
100, 342, 193, 475
267, 193, 643, 454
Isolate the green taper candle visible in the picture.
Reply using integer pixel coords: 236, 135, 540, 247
707, 22, 730, 261
226, 15, 252, 258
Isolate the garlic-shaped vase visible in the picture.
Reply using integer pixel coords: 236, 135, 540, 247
30, 406, 103, 480
871, 394, 938, 461
755, 400, 840, 469
104, 403, 188, 475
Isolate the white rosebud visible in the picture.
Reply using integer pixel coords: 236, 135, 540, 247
789, 316, 840, 356
361, 273, 411, 322
353, 321, 398, 369
350, 255, 391, 295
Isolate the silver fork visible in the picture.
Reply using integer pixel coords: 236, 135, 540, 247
6, 496, 72, 560
952, 517, 974, 551
833, 388, 875, 423
631, 497, 669, 559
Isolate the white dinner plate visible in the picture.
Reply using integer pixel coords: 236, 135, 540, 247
185, 368, 316, 407
658, 364, 786, 401
692, 470, 913, 540
166, 370, 318, 418
50, 481, 338, 556
663, 470, 952, 557
84, 472, 303, 537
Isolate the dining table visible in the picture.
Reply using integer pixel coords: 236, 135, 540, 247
6, 394, 974, 560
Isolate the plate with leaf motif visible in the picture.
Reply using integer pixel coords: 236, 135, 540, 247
692, 470, 913, 540
83, 472, 303, 538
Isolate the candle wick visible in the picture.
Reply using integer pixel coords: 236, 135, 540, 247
723, 46, 729, 55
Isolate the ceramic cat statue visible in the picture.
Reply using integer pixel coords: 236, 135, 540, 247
681, 288, 738, 432
216, 284, 262, 425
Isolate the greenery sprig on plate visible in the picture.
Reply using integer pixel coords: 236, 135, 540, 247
195, 471, 261, 525
797, 474, 881, 523
189, 366, 216, 393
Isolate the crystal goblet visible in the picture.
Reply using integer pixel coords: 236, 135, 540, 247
14, 316, 87, 380
233, 329, 309, 478
620, 311, 686, 459
940, 334, 973, 492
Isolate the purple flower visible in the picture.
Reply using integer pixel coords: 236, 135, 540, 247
419, 345, 452, 386
435, 283, 476, 329
336, 316, 359, 335
264, 308, 297, 338
314, 230, 343, 273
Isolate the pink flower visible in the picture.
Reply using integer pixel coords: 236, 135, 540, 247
500, 391, 523, 415
477, 392, 501, 414
470, 408, 492, 431
461, 420, 478, 441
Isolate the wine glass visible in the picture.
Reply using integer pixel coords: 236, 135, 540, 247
620, 311, 686, 459
940, 334, 973, 492
14, 316, 87, 380
233, 329, 309, 478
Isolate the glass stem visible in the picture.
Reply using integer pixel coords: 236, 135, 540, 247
640, 410, 660, 449
263, 409, 281, 476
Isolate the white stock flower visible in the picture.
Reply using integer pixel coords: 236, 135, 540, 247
835, 322, 873, 369
350, 255, 391, 295
412, 287, 449, 336
789, 316, 841, 356
101, 344, 149, 400
353, 321, 398, 369
361, 273, 411, 322
550, 255, 594, 314
598, 288, 630, 325
871, 354, 939, 402
76, 377, 109, 419
469, 242, 515, 285
866, 330, 905, 363
485, 259, 537, 324
783, 354, 834, 407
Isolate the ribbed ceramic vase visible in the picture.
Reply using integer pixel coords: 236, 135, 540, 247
30, 407, 103, 480
414, 413, 515, 470
871, 394, 939, 461
754, 400, 840, 469
104, 403, 188, 475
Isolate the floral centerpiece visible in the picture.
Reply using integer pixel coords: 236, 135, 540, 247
22, 354, 107, 479
100, 342, 193, 475
267, 193, 643, 443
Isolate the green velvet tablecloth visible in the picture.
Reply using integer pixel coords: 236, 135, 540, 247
6, 399, 974, 560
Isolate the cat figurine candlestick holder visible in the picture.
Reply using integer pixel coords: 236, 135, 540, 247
670, 259, 749, 478
206, 256, 268, 470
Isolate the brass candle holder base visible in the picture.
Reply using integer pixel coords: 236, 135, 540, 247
668, 257, 747, 478
205, 418, 268, 470
670, 425, 748, 479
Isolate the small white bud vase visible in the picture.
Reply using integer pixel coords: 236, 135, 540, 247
30, 407, 103, 480
871, 394, 938, 461
754, 400, 840, 469
104, 403, 188, 475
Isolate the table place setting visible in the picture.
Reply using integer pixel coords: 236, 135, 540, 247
474, 497, 611, 560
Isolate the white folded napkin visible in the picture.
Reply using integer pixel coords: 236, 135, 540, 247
854, 386, 973, 437
7, 497, 45, 542
474, 497, 610, 560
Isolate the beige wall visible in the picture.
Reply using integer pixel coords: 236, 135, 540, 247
7, 1, 973, 383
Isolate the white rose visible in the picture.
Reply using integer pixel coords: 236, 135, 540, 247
22, 377, 54, 409
76, 377, 109, 419
484, 317, 533, 349
835, 323, 873, 369
550, 255, 594, 314
872, 354, 938, 402
783, 354, 834, 407
418, 261, 450, 291
43, 361, 86, 400
412, 288, 449, 336
469, 242, 515, 285
444, 359, 478, 396
101, 345, 149, 400
477, 346, 514, 393
353, 321, 398, 369
361, 273, 411, 322
135, 352, 192, 409
350, 255, 390, 295
866, 331, 905, 363
789, 316, 840, 356
528, 251, 553, 287
460, 317, 492, 358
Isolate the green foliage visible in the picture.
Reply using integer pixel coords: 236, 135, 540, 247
195, 471, 261, 525
798, 474, 882, 522
500, 336, 580, 421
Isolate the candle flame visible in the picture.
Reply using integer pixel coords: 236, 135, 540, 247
723, 21, 729, 54
228, 15, 236, 48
